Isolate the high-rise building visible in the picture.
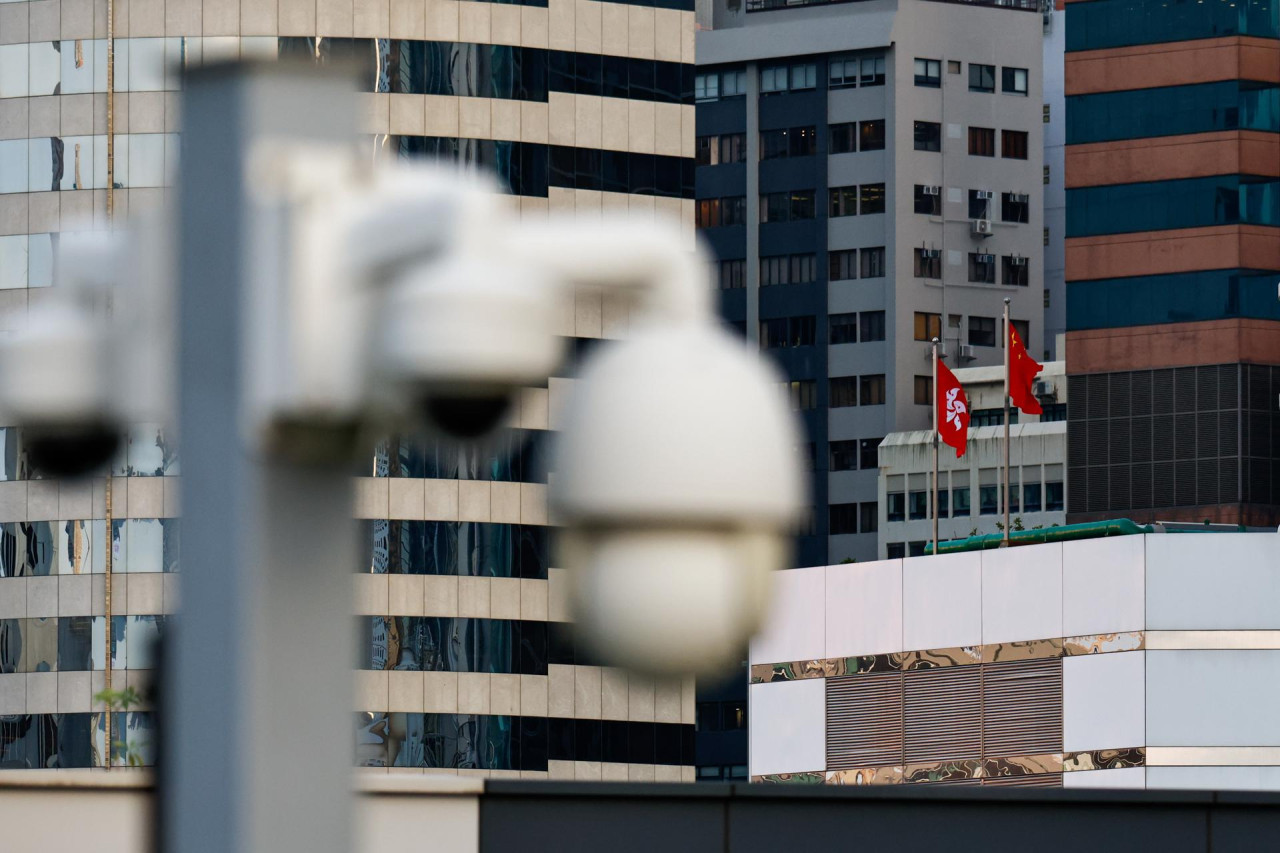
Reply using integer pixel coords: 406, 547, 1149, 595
695, 0, 1045, 567
0, 0, 698, 780
1043, 0, 1065, 359
1062, 0, 1280, 525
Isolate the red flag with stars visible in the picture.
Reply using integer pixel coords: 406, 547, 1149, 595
936, 358, 970, 458
1008, 323, 1043, 416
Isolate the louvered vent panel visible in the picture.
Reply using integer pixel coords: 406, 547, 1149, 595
1196, 412, 1218, 459
826, 673, 903, 770
904, 667, 981, 764
1130, 370, 1152, 414
1197, 366, 1218, 413
1108, 372, 1130, 417
1130, 416, 1152, 462
1152, 415, 1174, 461
1248, 459, 1271, 505
1175, 460, 1197, 506
1174, 413, 1197, 460
1174, 367, 1197, 413
982, 774, 1062, 788
1068, 375, 1089, 419
1153, 463, 1176, 508
1108, 465, 1130, 512
981, 659, 1062, 758
1085, 375, 1109, 421
1219, 458, 1239, 503
1218, 364, 1239, 409
1087, 421, 1110, 467
1247, 365, 1270, 411
1151, 370, 1174, 415
1248, 413, 1271, 458
1067, 420, 1088, 467
1130, 463, 1152, 508
1109, 419, 1131, 464
1197, 459, 1219, 506
1086, 467, 1109, 513
1220, 411, 1239, 456
1068, 467, 1087, 514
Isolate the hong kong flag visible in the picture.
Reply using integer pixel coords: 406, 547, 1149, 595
936, 359, 970, 458
1008, 323, 1044, 415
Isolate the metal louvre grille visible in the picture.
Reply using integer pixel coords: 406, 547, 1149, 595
1219, 364, 1238, 409
1174, 367, 1197, 413
1197, 411, 1218, 459
1068, 375, 1088, 419
904, 667, 981, 764
1085, 374, 1109, 420
1109, 419, 1130, 464
1108, 465, 1130, 511
1176, 460, 1197, 506
982, 774, 1062, 788
1067, 468, 1086, 514
1130, 416, 1152, 462
1108, 373, 1130, 417
1151, 369, 1174, 415
826, 673, 903, 770
1087, 420, 1110, 466
1174, 413, 1196, 460
1197, 459, 1219, 506
980, 659, 1062, 757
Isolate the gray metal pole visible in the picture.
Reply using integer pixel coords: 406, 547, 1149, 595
168, 63, 356, 853
1002, 297, 1011, 547
931, 337, 939, 555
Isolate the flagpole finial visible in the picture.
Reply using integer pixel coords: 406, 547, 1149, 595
1003, 297, 1011, 305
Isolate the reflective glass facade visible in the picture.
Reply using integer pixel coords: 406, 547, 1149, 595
1066, 176, 1280, 236
1066, 0, 1279, 51
1066, 81, 1280, 144
363, 520, 550, 577
0, 712, 155, 769
0, 518, 178, 577
375, 430, 549, 482
0, 615, 163, 672
1068, 269, 1280, 329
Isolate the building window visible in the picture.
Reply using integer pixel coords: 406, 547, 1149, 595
718, 259, 744, 290
1023, 483, 1042, 513
861, 55, 886, 86
860, 183, 886, 214
722, 196, 746, 225
969, 189, 992, 219
860, 247, 886, 278
914, 312, 942, 341
696, 133, 747, 166
760, 190, 816, 222
696, 135, 715, 166
980, 484, 999, 515
971, 408, 1017, 427
887, 493, 905, 522
953, 486, 970, 516
1002, 130, 1029, 160
914, 248, 941, 279
790, 254, 816, 283
969, 63, 995, 93
761, 126, 817, 159
762, 63, 816, 93
830, 440, 859, 471
859, 438, 880, 470
830, 377, 858, 408
914, 376, 933, 406
1002, 255, 1029, 286
886, 543, 905, 559
914, 121, 942, 152
909, 491, 929, 519
860, 502, 878, 533
1041, 403, 1066, 422
783, 380, 817, 410
829, 55, 859, 89
860, 374, 886, 405
1001, 191, 1030, 223
860, 119, 886, 151
908, 541, 928, 557
830, 503, 859, 535
1011, 318, 1029, 344
1002, 66, 1029, 95
694, 73, 719, 102
791, 63, 817, 90
860, 311, 886, 342
969, 126, 996, 156
760, 315, 816, 348
914, 184, 941, 215
761, 255, 788, 286
696, 198, 720, 228
829, 249, 857, 281
968, 252, 996, 284
760, 65, 787, 94
937, 490, 950, 518
1046, 481, 1064, 511
914, 58, 941, 88
969, 315, 996, 346
948, 60, 962, 74
829, 312, 858, 344
830, 122, 857, 154
829, 186, 859, 218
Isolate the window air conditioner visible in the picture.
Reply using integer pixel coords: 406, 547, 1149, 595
1014, 193, 1030, 203
923, 185, 940, 196
922, 249, 940, 259
971, 219, 993, 236
1011, 256, 1027, 266
977, 253, 995, 263
959, 344, 976, 360
1033, 379, 1053, 397
976, 190, 993, 200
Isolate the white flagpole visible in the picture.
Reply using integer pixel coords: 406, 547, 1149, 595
932, 337, 940, 556
1002, 297, 1011, 547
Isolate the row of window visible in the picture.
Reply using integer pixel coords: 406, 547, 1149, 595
829, 502, 880, 536
830, 440, 883, 473
828, 184, 887, 217
0, 712, 154, 769
695, 53, 887, 102
358, 712, 695, 770
759, 311, 885, 348
884, 481, 1066, 523
912, 187, 1030, 223
1066, 269, 1280, 331
0, 519, 178, 578
761, 253, 817, 286
913, 313, 1032, 347
362, 617, 584, 676
0, 615, 162, 674
912, 249, 1032, 287
694, 121, 886, 167
1066, 176, 1280, 237
695, 133, 746, 166
373, 429, 548, 482
913, 59, 1028, 97
395, 136, 694, 199
695, 196, 747, 228
0, 425, 175, 480
1065, 0, 1279, 53
363, 521, 550, 578
695, 700, 747, 733
830, 375, 887, 408
912, 122, 1029, 160
1066, 81, 1279, 145
715, 247, 885, 289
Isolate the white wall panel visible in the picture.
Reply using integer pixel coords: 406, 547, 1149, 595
902, 552, 981, 652
748, 679, 826, 777
1062, 768, 1146, 789
1147, 766, 1280, 791
750, 566, 825, 665
1147, 650, 1280, 746
1062, 534, 1144, 637
1147, 534, 1280, 630
825, 559, 902, 659
1063, 651, 1145, 752
981, 543, 1062, 645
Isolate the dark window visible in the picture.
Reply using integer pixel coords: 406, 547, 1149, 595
790, 253, 816, 283
914, 249, 941, 279
860, 120, 886, 151
830, 440, 859, 471
1001, 191, 1030, 223
969, 315, 996, 346
859, 439, 880, 470
696, 198, 721, 228
969, 126, 996, 156
971, 408, 1018, 427
860, 502, 878, 533
909, 491, 929, 519
760, 315, 816, 348
1046, 481, 1064, 511
914, 58, 941, 88
760, 126, 817, 159
914, 312, 941, 341
790, 190, 816, 220
969, 189, 992, 219
695, 135, 715, 167
830, 313, 858, 344
937, 490, 950, 518
830, 377, 859, 408
784, 380, 818, 410
830, 503, 859, 534
860, 374, 886, 405
1002, 66, 1028, 95
953, 487, 970, 515
761, 191, 815, 223
860, 247, 886, 278
829, 249, 858, 281
914, 184, 941, 215
829, 55, 859, 89
721, 133, 746, 163
1002, 130, 1029, 159
886, 543, 905, 559
1012, 318, 1030, 343
861, 55, 886, 86
1002, 255, 1029, 286
760, 255, 789, 286
721, 196, 746, 225
718, 259, 745, 290
830, 122, 857, 154
908, 541, 928, 557
830, 186, 859, 217
969, 63, 995, 93
1042, 403, 1066, 422
860, 183, 886, 214
980, 484, 999, 515
914, 376, 933, 406
1023, 483, 1043, 513
860, 311, 886, 342
914, 121, 941, 152
887, 493, 905, 522
968, 252, 996, 284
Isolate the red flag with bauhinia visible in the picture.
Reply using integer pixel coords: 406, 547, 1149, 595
936, 358, 970, 458
1008, 323, 1044, 415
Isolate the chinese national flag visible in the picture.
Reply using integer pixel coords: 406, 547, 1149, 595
936, 359, 970, 458
1008, 323, 1044, 415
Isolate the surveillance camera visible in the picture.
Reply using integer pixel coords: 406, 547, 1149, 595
552, 324, 807, 678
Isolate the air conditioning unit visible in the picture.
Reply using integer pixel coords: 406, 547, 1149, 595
959, 344, 976, 360
923, 185, 940, 196
921, 248, 940, 259
1014, 193, 1030, 204
1010, 255, 1027, 266
1033, 379, 1054, 397
976, 190, 993, 200
971, 219, 993, 237
977, 253, 995, 264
